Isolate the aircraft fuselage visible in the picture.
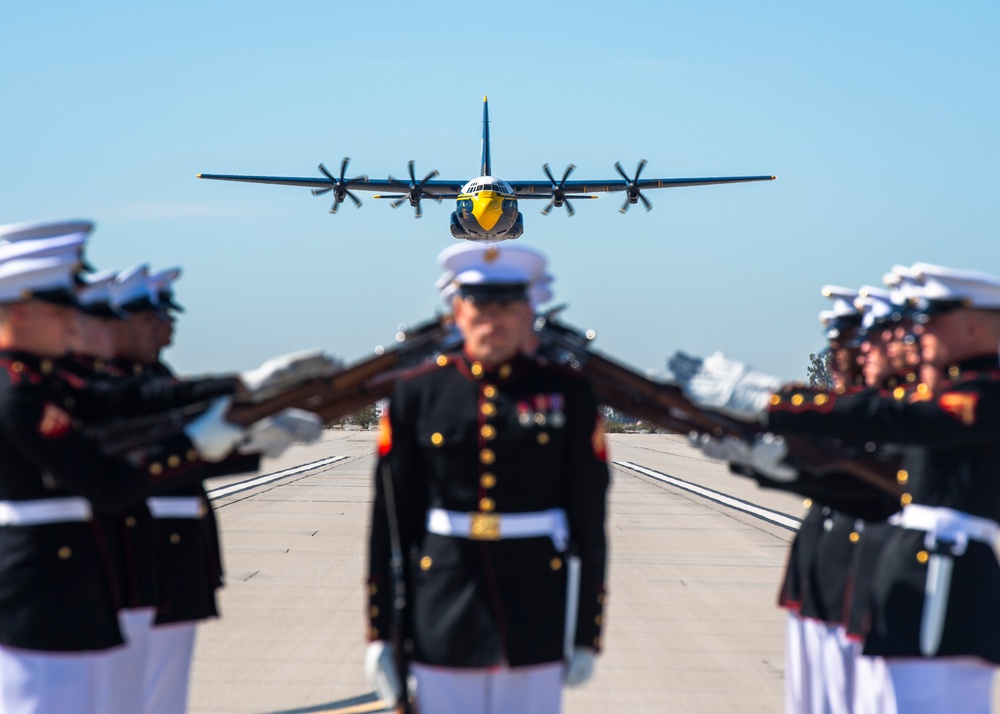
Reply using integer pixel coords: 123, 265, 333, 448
450, 176, 523, 241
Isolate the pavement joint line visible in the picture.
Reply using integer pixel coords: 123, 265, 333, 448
206, 455, 349, 501
613, 460, 802, 531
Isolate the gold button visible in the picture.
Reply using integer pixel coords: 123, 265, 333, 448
480, 425, 496, 440
893, 386, 906, 400
369, 584, 378, 595
948, 366, 960, 378
901, 493, 913, 506
595, 615, 603, 626
149, 463, 163, 476
167, 455, 180, 468
40, 359, 53, 375
436, 355, 448, 367
916, 550, 929, 564
420, 556, 432, 570
537, 432, 550, 445
550, 557, 563, 571
803, 498, 812, 508
769, 394, 781, 406
481, 403, 496, 417
498, 364, 512, 379
480, 448, 495, 465
483, 385, 497, 398
897, 469, 909, 484
11, 361, 23, 373
849, 531, 860, 542
593, 637, 602, 648
471, 362, 484, 378
57, 546, 72, 560
917, 383, 930, 395
125, 516, 137, 528
479, 498, 495, 512
597, 594, 606, 605
370, 627, 380, 639
814, 394, 829, 406
790, 394, 804, 406
187, 450, 199, 461
170, 533, 181, 544
480, 473, 497, 489
431, 432, 444, 446
369, 606, 379, 618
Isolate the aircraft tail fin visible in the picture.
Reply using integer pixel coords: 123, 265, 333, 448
481, 95, 491, 177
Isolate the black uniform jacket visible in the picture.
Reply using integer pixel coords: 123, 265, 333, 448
368, 352, 610, 668
768, 354, 1000, 662
131, 359, 258, 625
0, 350, 216, 651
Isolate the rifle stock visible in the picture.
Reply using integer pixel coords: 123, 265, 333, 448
534, 315, 900, 497
90, 315, 456, 457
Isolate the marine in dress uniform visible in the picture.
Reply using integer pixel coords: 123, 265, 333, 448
681, 263, 1000, 714
366, 244, 610, 714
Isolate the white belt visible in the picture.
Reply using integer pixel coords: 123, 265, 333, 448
426, 507, 569, 551
0, 497, 92, 526
146, 497, 206, 519
899, 504, 1000, 556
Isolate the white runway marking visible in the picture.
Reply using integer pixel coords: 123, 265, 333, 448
207, 456, 349, 501
614, 460, 802, 531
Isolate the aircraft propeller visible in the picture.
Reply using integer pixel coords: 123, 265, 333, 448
312, 158, 366, 213
615, 160, 652, 213
384, 160, 441, 218
541, 163, 577, 217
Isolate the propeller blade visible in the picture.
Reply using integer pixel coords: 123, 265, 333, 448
543, 164, 557, 186
407, 160, 416, 184
619, 197, 630, 214
390, 198, 407, 209
639, 192, 653, 211
311, 188, 333, 196
634, 159, 648, 181
318, 163, 336, 182
415, 202, 422, 219
541, 199, 555, 215
418, 170, 440, 187
560, 164, 576, 186
339, 157, 350, 181
346, 191, 362, 208
614, 161, 629, 182
329, 200, 339, 215
565, 199, 575, 217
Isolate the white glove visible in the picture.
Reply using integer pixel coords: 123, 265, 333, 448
564, 647, 597, 686
184, 397, 244, 462
749, 433, 798, 482
364, 641, 402, 705
238, 408, 323, 457
240, 350, 342, 402
688, 432, 754, 465
670, 351, 783, 421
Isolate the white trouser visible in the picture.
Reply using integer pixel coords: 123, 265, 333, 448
0, 645, 107, 714
786, 611, 811, 714
411, 661, 563, 714
143, 622, 197, 714
886, 657, 994, 714
854, 654, 892, 714
819, 622, 858, 714
95, 608, 156, 714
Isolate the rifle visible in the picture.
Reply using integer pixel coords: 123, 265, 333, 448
532, 313, 901, 498
378, 459, 414, 714
89, 315, 460, 457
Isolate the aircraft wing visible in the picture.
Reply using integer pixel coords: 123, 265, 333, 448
196, 172, 466, 196
508, 175, 775, 197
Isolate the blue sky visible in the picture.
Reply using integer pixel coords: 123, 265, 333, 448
3, 2, 998, 379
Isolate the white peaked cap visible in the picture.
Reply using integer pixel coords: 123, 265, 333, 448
436, 243, 551, 305
908, 262, 1000, 310
820, 285, 861, 318
0, 219, 92, 267
146, 267, 182, 297
78, 269, 118, 306
0, 253, 80, 305
111, 264, 151, 310
855, 286, 893, 331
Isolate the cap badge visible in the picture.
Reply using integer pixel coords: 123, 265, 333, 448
484, 246, 500, 263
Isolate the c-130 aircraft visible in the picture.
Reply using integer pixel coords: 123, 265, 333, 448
198, 96, 775, 242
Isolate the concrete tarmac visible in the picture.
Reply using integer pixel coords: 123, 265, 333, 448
186, 430, 1000, 713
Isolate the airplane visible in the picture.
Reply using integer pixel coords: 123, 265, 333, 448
197, 96, 775, 242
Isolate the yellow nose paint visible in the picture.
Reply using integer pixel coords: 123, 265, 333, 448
471, 191, 504, 230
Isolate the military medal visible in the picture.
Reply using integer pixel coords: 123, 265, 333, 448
534, 395, 548, 426
549, 394, 566, 428
518, 402, 532, 427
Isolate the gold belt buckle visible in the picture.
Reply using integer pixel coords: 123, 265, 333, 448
469, 513, 501, 540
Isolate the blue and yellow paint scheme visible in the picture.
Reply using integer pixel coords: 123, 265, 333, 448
198, 96, 775, 243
